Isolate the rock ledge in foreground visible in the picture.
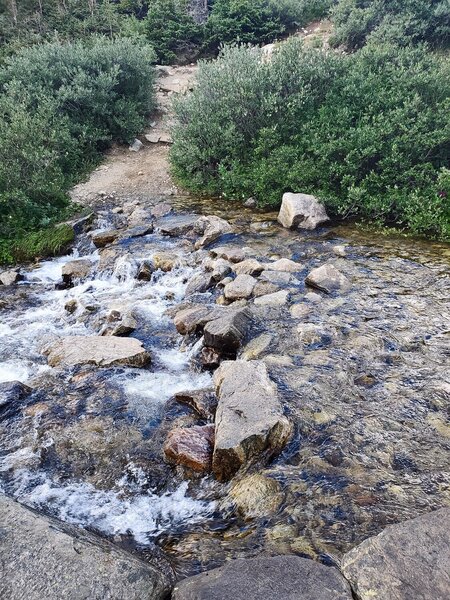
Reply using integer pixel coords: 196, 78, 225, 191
0, 494, 171, 600
172, 555, 352, 600
341, 507, 450, 600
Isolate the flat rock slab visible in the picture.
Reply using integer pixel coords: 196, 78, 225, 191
277, 192, 329, 230
44, 336, 150, 368
341, 507, 450, 600
0, 494, 171, 600
172, 556, 352, 599
156, 214, 199, 237
212, 360, 292, 481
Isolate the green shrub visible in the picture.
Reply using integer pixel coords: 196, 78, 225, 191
0, 37, 156, 263
171, 40, 450, 239
330, 0, 450, 50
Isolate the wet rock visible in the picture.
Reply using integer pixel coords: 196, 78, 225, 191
137, 259, 154, 281
203, 308, 252, 354
153, 251, 179, 272
306, 264, 351, 294
208, 258, 232, 281
224, 274, 257, 301
61, 259, 91, 282
254, 290, 289, 307
241, 333, 273, 360
297, 323, 332, 346
266, 258, 302, 272
194, 215, 233, 249
233, 259, 264, 276
0, 381, 32, 412
175, 389, 217, 420
101, 310, 137, 337
64, 299, 78, 314
172, 556, 352, 600
44, 336, 150, 368
341, 507, 450, 600
210, 246, 247, 264
200, 347, 221, 370
212, 360, 292, 481
259, 270, 297, 286
174, 305, 224, 335
277, 192, 329, 230
123, 224, 154, 238
164, 424, 215, 472
0, 494, 171, 600
91, 229, 119, 248
0, 269, 22, 286
157, 214, 199, 237
228, 473, 284, 520
253, 280, 279, 297
185, 272, 215, 295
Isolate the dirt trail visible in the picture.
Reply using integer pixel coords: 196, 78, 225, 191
71, 65, 198, 210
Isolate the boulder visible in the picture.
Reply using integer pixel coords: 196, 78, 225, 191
233, 259, 264, 276
253, 280, 279, 297
254, 290, 289, 307
0, 494, 171, 600
61, 259, 91, 282
128, 207, 152, 227
137, 260, 154, 281
129, 138, 143, 152
174, 305, 224, 335
0, 269, 22, 286
210, 246, 247, 264
277, 192, 329, 230
224, 274, 257, 301
212, 360, 292, 481
153, 251, 179, 272
209, 258, 232, 281
44, 336, 150, 368
185, 272, 215, 295
341, 507, 450, 600
259, 270, 297, 286
91, 230, 119, 248
305, 264, 351, 294
266, 258, 302, 272
203, 308, 252, 354
164, 424, 215, 472
123, 224, 154, 238
157, 214, 199, 237
243, 197, 257, 208
194, 215, 233, 249
175, 389, 217, 420
172, 556, 352, 600
228, 473, 284, 520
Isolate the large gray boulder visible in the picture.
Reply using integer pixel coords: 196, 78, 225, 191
0, 494, 171, 600
224, 274, 257, 301
277, 192, 329, 230
172, 556, 352, 599
43, 336, 150, 368
212, 360, 292, 481
341, 507, 450, 600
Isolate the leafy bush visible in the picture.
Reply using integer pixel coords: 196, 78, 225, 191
171, 40, 450, 239
330, 0, 450, 50
0, 37, 156, 263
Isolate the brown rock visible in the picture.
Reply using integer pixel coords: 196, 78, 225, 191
224, 274, 257, 301
91, 230, 119, 248
164, 425, 215, 472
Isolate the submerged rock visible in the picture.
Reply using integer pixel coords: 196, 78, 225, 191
277, 192, 329, 230
43, 336, 150, 368
164, 424, 215, 472
341, 507, 450, 600
0, 494, 171, 600
172, 556, 352, 599
305, 264, 351, 294
212, 360, 292, 481
228, 473, 284, 520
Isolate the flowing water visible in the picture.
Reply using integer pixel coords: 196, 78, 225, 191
0, 201, 449, 579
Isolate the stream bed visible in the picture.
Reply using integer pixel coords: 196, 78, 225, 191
0, 199, 449, 580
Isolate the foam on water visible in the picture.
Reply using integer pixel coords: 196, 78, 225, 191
7, 466, 214, 545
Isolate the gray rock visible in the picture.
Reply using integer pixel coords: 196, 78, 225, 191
277, 192, 329, 230
243, 197, 257, 208
0, 381, 32, 412
91, 230, 119, 248
174, 305, 224, 335
259, 270, 297, 286
233, 259, 264, 276
266, 258, 302, 272
341, 507, 450, 600
157, 214, 199, 237
209, 258, 232, 281
129, 138, 143, 152
62, 259, 92, 281
224, 274, 257, 300
0, 494, 171, 600
212, 360, 292, 481
185, 272, 215, 295
123, 224, 154, 238
241, 333, 273, 360
209, 246, 247, 264
253, 280, 279, 297
194, 215, 233, 249
0, 269, 22, 286
43, 336, 150, 368
333, 245, 347, 257
203, 308, 252, 355
172, 555, 351, 600
253, 290, 289, 307
305, 264, 351, 294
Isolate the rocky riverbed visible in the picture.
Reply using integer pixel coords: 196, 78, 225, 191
1, 192, 449, 590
